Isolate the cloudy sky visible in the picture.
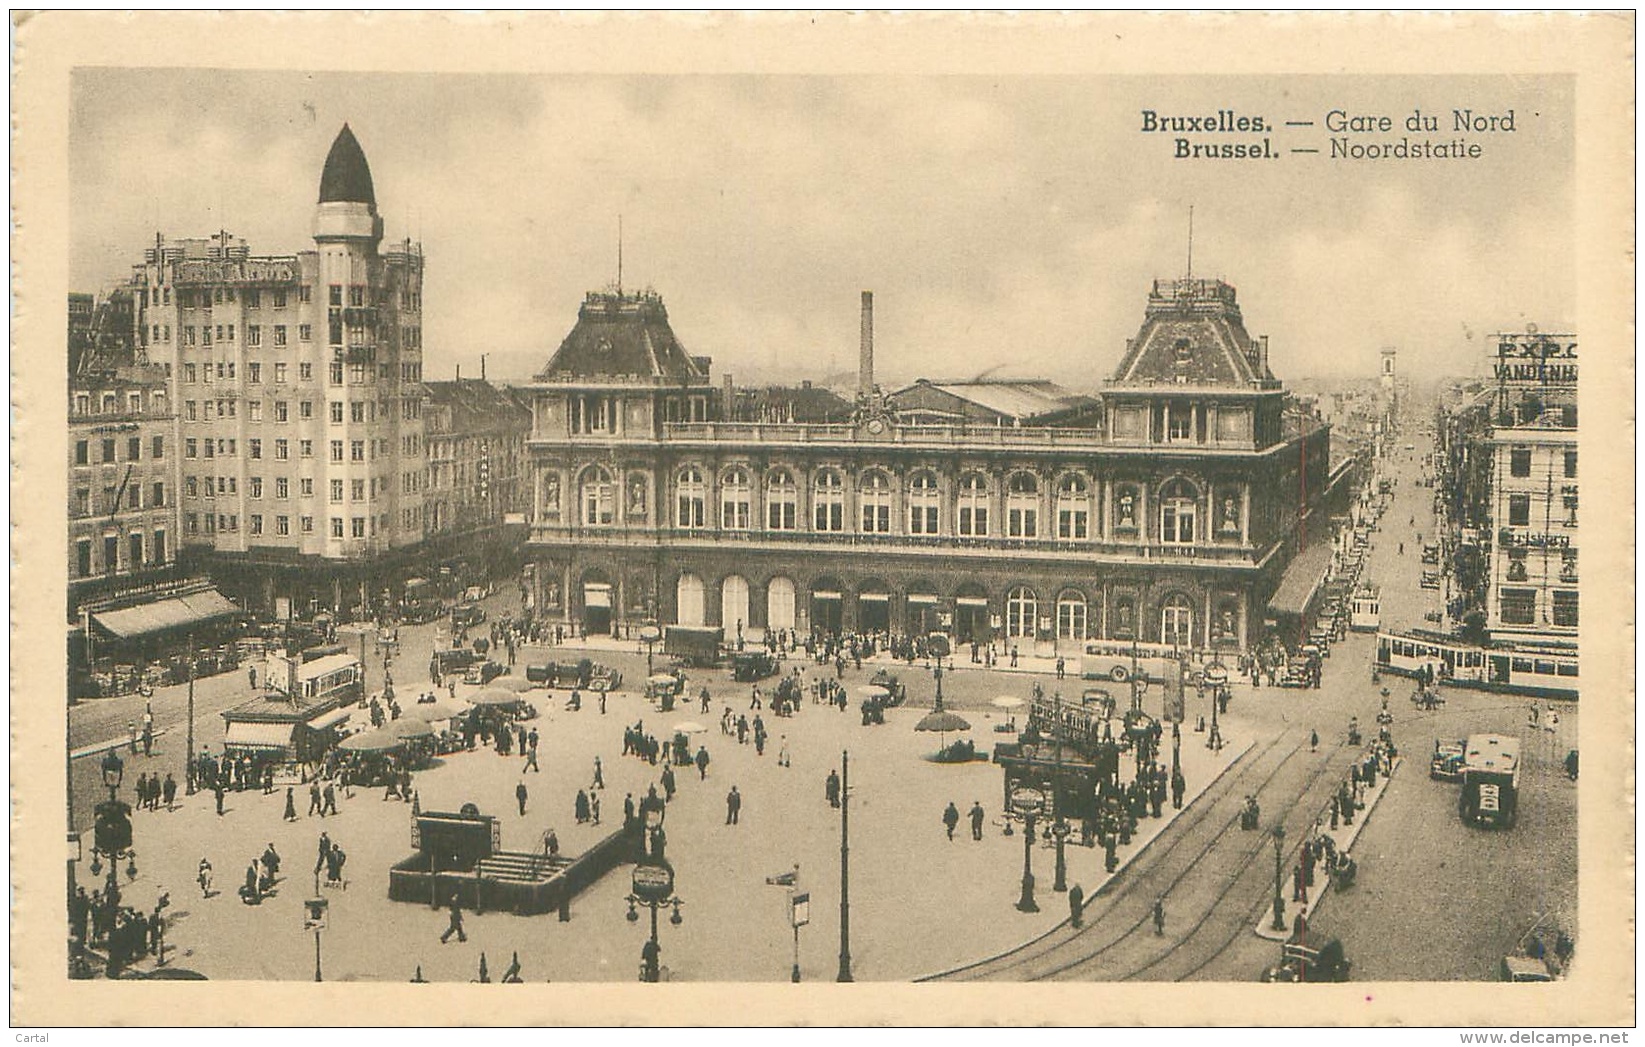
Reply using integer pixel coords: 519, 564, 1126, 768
70, 70, 1573, 389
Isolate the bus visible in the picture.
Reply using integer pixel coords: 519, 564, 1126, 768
1459, 734, 1521, 828
1374, 630, 1577, 699
1080, 640, 1222, 685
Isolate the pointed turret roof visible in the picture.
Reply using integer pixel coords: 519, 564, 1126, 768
318, 124, 376, 206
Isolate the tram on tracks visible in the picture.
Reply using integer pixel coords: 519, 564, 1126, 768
1459, 734, 1521, 829
1374, 629, 1577, 699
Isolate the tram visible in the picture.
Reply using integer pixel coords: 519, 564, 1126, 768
1459, 734, 1521, 829
1374, 630, 1577, 699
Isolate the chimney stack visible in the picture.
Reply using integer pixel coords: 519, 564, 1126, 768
723, 373, 735, 419
859, 291, 875, 398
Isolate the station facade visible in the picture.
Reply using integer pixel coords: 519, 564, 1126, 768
524, 277, 1332, 656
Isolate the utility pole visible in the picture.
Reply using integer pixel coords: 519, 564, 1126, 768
836, 749, 853, 982
184, 631, 197, 794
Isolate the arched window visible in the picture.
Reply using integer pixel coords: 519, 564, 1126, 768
860, 470, 892, 534
908, 471, 940, 535
580, 466, 613, 526
813, 469, 845, 532
721, 575, 750, 631
1007, 472, 1039, 539
1056, 590, 1088, 641
676, 466, 707, 528
957, 473, 989, 536
766, 468, 797, 531
720, 466, 751, 530
767, 576, 797, 631
1056, 474, 1090, 540
1006, 586, 1038, 640
1161, 593, 1194, 647
677, 573, 705, 626
1160, 478, 1198, 545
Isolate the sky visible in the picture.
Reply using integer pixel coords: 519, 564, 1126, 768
70, 70, 1575, 390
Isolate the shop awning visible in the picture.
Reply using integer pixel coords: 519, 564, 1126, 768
90, 588, 237, 640
858, 593, 890, 602
956, 597, 990, 608
1267, 544, 1335, 619
811, 591, 842, 601
223, 721, 295, 751
906, 594, 939, 605
583, 583, 613, 608
305, 707, 354, 731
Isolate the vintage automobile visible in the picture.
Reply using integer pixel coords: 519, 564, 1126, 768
432, 647, 480, 676
731, 651, 779, 682
1421, 544, 1441, 564
1420, 571, 1443, 591
588, 664, 623, 693
1261, 933, 1351, 983
868, 669, 909, 705
1431, 739, 1467, 781
451, 603, 487, 629
1500, 955, 1554, 982
462, 660, 505, 686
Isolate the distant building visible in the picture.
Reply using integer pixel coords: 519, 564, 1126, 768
729, 382, 854, 424
124, 124, 428, 617
523, 277, 1331, 653
421, 378, 532, 569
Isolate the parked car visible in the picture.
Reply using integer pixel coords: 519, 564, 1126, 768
731, 651, 779, 682
451, 604, 486, 629
1261, 933, 1351, 983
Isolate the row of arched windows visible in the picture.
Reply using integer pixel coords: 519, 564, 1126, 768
568, 464, 1228, 544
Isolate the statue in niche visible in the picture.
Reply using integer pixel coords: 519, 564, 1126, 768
1114, 598, 1135, 637
543, 474, 561, 514
1220, 495, 1241, 534
1116, 490, 1137, 529
1215, 606, 1236, 640
543, 580, 562, 609
628, 477, 648, 516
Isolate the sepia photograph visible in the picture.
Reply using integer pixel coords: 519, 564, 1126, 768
10, 11, 1634, 1029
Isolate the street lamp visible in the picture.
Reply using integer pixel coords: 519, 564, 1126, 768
639, 624, 661, 677
626, 861, 680, 983
933, 663, 945, 711
1050, 690, 1068, 893
1012, 787, 1046, 913
1270, 824, 1288, 933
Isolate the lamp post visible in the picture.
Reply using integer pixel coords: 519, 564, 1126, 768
184, 635, 197, 794
1012, 787, 1045, 913
933, 663, 944, 711
1051, 690, 1068, 893
90, 751, 133, 977
1270, 824, 1288, 933
789, 890, 810, 983
639, 624, 661, 677
625, 862, 679, 983
836, 750, 853, 982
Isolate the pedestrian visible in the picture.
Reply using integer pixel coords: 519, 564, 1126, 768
248, 664, 257, 689
323, 781, 339, 816
725, 785, 742, 825
592, 756, 605, 790
440, 893, 467, 944
196, 858, 213, 898
213, 779, 226, 816
127, 721, 139, 755
1056, 657, 1066, 680
162, 772, 177, 811
1010, 645, 1019, 668
316, 832, 332, 875
661, 765, 676, 802
1068, 883, 1085, 928
942, 801, 960, 841
969, 801, 985, 841
575, 789, 590, 824
283, 786, 298, 822
623, 793, 636, 827
516, 781, 529, 816
523, 745, 540, 773
1309, 729, 1319, 752
308, 781, 324, 816
590, 792, 602, 825
695, 746, 710, 780
1153, 897, 1166, 936
778, 736, 791, 768
142, 723, 154, 758
826, 769, 841, 808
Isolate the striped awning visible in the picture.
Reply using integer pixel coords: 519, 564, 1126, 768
223, 721, 295, 751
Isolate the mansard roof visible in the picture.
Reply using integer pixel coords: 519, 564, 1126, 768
1110, 278, 1278, 388
536, 290, 707, 382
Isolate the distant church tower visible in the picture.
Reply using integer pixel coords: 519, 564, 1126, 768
1380, 347, 1398, 423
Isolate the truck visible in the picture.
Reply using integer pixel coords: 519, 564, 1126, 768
1460, 733, 1521, 829
664, 625, 724, 669
401, 578, 442, 624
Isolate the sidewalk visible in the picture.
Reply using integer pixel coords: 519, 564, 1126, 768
1253, 754, 1403, 941
71, 729, 169, 762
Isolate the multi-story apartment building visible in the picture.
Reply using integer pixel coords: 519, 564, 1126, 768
68, 352, 179, 607
127, 125, 427, 617
523, 277, 1331, 652
422, 377, 532, 546
1485, 332, 1579, 644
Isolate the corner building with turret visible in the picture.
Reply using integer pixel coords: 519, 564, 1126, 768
524, 277, 1332, 657
128, 125, 428, 615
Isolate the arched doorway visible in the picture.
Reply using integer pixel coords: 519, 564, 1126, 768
767, 576, 797, 633
677, 573, 706, 627
954, 582, 990, 644
721, 575, 750, 641
581, 568, 614, 636
810, 576, 844, 636
856, 578, 891, 634
905, 578, 940, 637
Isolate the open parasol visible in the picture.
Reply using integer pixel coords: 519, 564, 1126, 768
490, 676, 537, 693
646, 673, 679, 688
990, 696, 1026, 710
405, 700, 468, 722
338, 728, 407, 752
915, 709, 972, 747
386, 717, 434, 740
470, 688, 525, 707
673, 720, 708, 735
852, 684, 891, 702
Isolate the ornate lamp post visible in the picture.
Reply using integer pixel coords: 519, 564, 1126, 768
639, 624, 661, 677
836, 750, 853, 983
1050, 690, 1068, 893
90, 751, 134, 978
625, 862, 680, 983
1270, 824, 1288, 933
1012, 787, 1046, 913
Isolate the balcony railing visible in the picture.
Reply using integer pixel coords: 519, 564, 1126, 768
528, 522, 1261, 565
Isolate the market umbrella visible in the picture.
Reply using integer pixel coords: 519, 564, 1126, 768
470, 688, 525, 707
491, 676, 537, 693
405, 700, 467, 722
338, 728, 406, 753
852, 684, 891, 702
386, 718, 434, 740
915, 709, 972, 748
990, 696, 1026, 710
647, 673, 679, 688
673, 720, 708, 735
